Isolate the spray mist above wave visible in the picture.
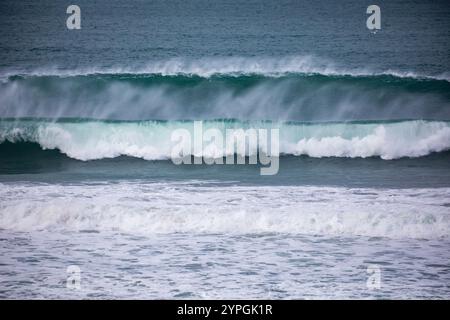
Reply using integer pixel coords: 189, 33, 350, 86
1, 119, 450, 160
1, 69, 450, 121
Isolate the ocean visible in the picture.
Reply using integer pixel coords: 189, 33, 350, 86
0, 0, 449, 299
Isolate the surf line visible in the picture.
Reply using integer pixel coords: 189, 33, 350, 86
170, 121, 279, 175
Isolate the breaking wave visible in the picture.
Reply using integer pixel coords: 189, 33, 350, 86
1, 119, 450, 160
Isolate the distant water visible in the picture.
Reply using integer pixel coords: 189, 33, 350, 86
0, 0, 449, 299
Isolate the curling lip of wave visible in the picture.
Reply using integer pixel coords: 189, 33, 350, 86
1, 56, 449, 80
1, 119, 450, 160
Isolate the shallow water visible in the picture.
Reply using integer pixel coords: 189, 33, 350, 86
0, 181, 449, 299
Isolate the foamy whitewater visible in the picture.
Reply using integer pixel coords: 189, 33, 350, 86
1, 0, 450, 300
1, 182, 449, 239
1, 119, 450, 160
1, 181, 450, 299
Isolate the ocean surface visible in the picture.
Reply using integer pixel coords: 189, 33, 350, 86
0, 0, 450, 299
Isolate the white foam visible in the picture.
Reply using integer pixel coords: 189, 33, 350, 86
1, 120, 450, 160
288, 122, 450, 159
0, 182, 449, 239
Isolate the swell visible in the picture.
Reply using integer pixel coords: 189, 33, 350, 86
1, 72, 450, 121
1, 119, 450, 160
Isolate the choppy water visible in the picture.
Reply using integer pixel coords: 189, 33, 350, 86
2, 230, 450, 299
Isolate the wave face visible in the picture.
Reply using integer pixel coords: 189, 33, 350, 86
1, 182, 449, 239
1, 70, 450, 121
1, 119, 450, 160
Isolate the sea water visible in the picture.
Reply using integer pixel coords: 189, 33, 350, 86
0, 0, 449, 299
